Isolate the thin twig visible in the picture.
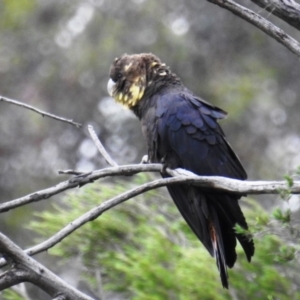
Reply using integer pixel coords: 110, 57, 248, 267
95, 269, 104, 300
207, 0, 300, 57
0, 96, 82, 128
88, 125, 118, 167
58, 170, 88, 176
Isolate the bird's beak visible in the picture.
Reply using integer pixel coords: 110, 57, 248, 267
107, 78, 116, 97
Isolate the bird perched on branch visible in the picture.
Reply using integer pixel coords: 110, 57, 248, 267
107, 53, 254, 288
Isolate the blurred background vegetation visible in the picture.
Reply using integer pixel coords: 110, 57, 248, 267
1, 0, 300, 299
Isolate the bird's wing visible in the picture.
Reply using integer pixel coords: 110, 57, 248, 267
155, 92, 254, 288
155, 91, 247, 179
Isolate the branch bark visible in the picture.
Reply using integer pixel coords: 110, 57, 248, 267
0, 96, 82, 128
207, 0, 300, 57
251, 0, 300, 31
0, 164, 299, 213
0, 269, 29, 290
0, 232, 93, 299
88, 125, 118, 167
0, 164, 162, 213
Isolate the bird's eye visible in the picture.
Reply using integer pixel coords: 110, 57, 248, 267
111, 72, 122, 82
115, 72, 122, 81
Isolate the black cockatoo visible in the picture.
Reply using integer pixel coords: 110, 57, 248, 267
107, 53, 254, 288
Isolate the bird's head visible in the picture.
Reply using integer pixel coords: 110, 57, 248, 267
107, 53, 172, 108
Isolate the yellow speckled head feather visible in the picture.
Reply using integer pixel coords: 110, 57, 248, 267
107, 53, 163, 108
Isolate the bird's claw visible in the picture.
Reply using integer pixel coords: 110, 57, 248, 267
140, 155, 149, 164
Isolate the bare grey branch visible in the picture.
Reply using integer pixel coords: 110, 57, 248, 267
251, 0, 300, 31
0, 232, 94, 299
0, 164, 162, 213
207, 0, 300, 57
0, 269, 29, 291
88, 125, 118, 167
1, 164, 300, 214
0, 95, 82, 128
0, 170, 296, 268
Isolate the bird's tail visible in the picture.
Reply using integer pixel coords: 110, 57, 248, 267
208, 207, 229, 287
211, 194, 254, 288
165, 184, 254, 288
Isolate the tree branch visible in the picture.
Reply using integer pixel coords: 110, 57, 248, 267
0, 96, 82, 128
207, 0, 300, 57
0, 164, 299, 213
0, 164, 162, 213
250, 0, 300, 31
0, 232, 94, 299
88, 125, 118, 167
0, 167, 297, 268
0, 269, 29, 290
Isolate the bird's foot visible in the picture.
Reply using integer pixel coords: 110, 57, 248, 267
140, 155, 149, 164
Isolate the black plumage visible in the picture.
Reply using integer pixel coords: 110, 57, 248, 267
107, 53, 254, 288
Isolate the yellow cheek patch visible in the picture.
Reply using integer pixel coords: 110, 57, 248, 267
114, 76, 146, 108
129, 83, 145, 103
117, 93, 124, 102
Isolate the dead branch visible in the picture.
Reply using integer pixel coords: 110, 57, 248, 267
0, 167, 297, 269
0, 232, 93, 299
0, 95, 82, 128
88, 125, 118, 167
250, 0, 300, 31
0, 164, 162, 213
0, 164, 299, 214
207, 0, 300, 57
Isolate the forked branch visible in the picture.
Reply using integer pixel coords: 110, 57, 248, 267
0, 232, 93, 299
0, 164, 299, 214
0, 164, 298, 269
250, 0, 300, 31
207, 0, 300, 57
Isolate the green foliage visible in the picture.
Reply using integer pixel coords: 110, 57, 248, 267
28, 176, 300, 299
277, 174, 295, 200
0, 0, 36, 29
1, 289, 25, 300
275, 245, 296, 263
272, 208, 291, 224
284, 174, 294, 188
278, 188, 291, 200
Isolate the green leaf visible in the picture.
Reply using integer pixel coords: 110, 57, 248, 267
272, 208, 291, 224
2, 289, 26, 300
274, 245, 296, 263
284, 174, 294, 188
